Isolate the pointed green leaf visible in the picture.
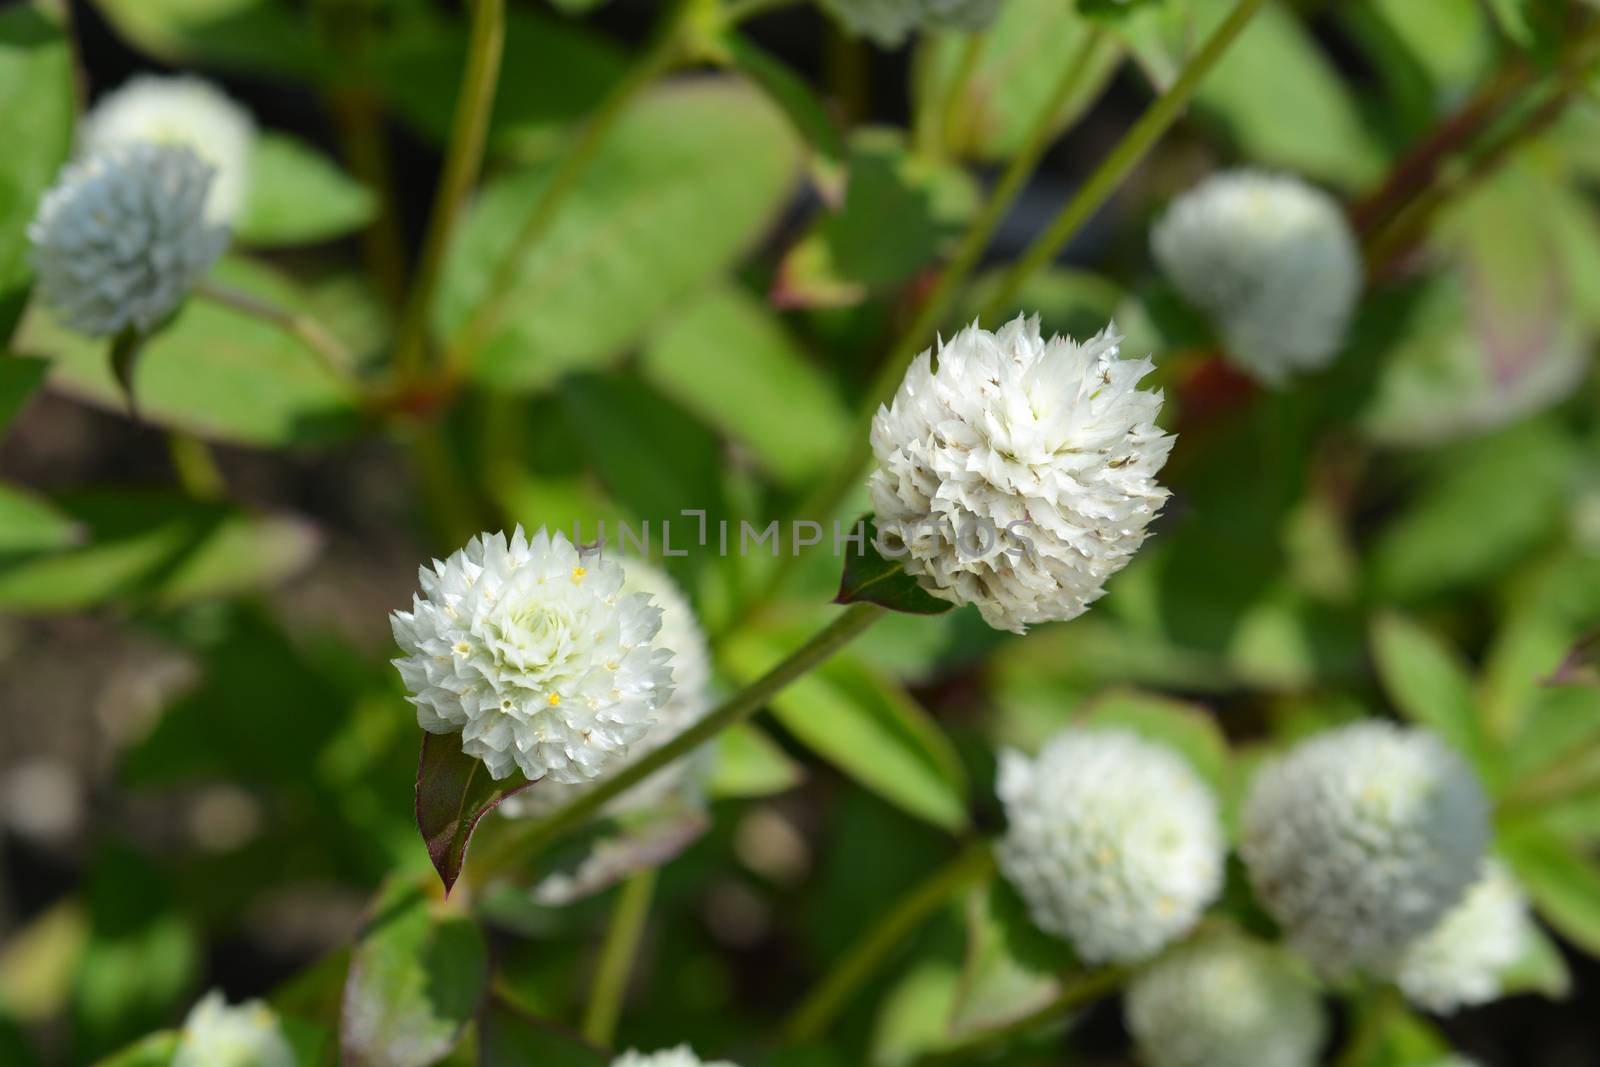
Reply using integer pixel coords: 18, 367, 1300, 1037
235, 133, 376, 247
835, 516, 954, 616
1502, 826, 1600, 955
708, 723, 805, 799
1371, 612, 1495, 782
0, 355, 48, 433
0, 483, 80, 554
415, 732, 536, 894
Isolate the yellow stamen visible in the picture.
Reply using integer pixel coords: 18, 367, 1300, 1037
548, 693, 562, 706
571, 566, 587, 583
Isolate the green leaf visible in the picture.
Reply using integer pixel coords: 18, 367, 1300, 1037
947, 882, 1064, 1041
725, 634, 969, 830
235, 133, 376, 247
0, 482, 79, 554
0, 355, 48, 432
415, 732, 536, 895
1484, 0, 1566, 60
1502, 826, 1600, 955
1361, 0, 1493, 99
0, 3, 74, 344
1371, 613, 1495, 783
0, 490, 320, 612
85, 0, 325, 79
23, 257, 365, 446
708, 722, 806, 799
835, 516, 954, 617
915, 0, 1124, 162
90, 1032, 180, 1067
640, 286, 850, 487
1504, 686, 1600, 784
479, 998, 606, 1067
1188, 0, 1384, 188
439, 81, 800, 391
720, 31, 846, 202
341, 881, 489, 1067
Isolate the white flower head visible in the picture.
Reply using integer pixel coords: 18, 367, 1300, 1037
500, 558, 715, 817
1397, 859, 1533, 1014
174, 990, 296, 1067
869, 314, 1173, 633
611, 1047, 738, 1067
1152, 170, 1361, 385
819, 0, 1001, 47
79, 74, 256, 224
996, 727, 1225, 964
390, 527, 674, 784
28, 143, 229, 338
1125, 933, 1328, 1067
1240, 722, 1490, 974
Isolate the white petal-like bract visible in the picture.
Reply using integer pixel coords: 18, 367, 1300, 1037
390, 527, 673, 784
79, 74, 256, 224
28, 144, 229, 338
1125, 933, 1327, 1067
1152, 170, 1361, 385
996, 727, 1225, 964
1240, 722, 1490, 974
500, 558, 714, 816
819, 0, 1000, 46
869, 314, 1172, 633
174, 991, 296, 1067
1397, 859, 1533, 1013
611, 1046, 738, 1067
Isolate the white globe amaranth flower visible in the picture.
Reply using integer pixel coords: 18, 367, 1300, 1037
611, 1047, 738, 1067
819, 0, 1001, 47
174, 990, 296, 1067
28, 144, 229, 338
1240, 722, 1490, 975
1152, 170, 1361, 385
1396, 859, 1533, 1014
869, 314, 1173, 634
1125, 933, 1327, 1067
500, 558, 715, 817
390, 527, 674, 784
995, 727, 1225, 964
79, 74, 257, 224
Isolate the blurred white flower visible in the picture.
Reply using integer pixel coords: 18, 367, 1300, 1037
1125, 933, 1327, 1067
1152, 170, 1361, 385
390, 527, 673, 784
819, 0, 1000, 47
1240, 722, 1490, 974
500, 558, 714, 817
174, 990, 295, 1067
869, 315, 1172, 634
996, 727, 1225, 964
28, 144, 229, 337
1397, 859, 1533, 1013
79, 74, 256, 224
612, 1047, 738, 1067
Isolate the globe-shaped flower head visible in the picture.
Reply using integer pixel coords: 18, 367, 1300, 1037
996, 727, 1225, 963
612, 1047, 738, 1067
390, 527, 674, 783
1152, 170, 1361, 385
500, 558, 715, 816
1125, 933, 1327, 1067
78, 74, 257, 223
28, 144, 229, 337
1396, 859, 1533, 1013
1240, 722, 1490, 974
819, 0, 1001, 47
174, 991, 296, 1067
869, 315, 1173, 633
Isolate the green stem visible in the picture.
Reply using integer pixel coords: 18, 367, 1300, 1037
444, 3, 690, 378
781, 839, 996, 1042
192, 281, 363, 394
167, 433, 226, 500
978, 0, 1268, 321
392, 0, 506, 378
915, 965, 1129, 1064
583, 868, 659, 1047
470, 603, 886, 882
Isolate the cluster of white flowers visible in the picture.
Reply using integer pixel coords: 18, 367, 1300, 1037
1152, 170, 1361, 385
868, 315, 1173, 633
1397, 859, 1533, 1013
78, 74, 256, 223
173, 991, 296, 1067
611, 1047, 737, 1067
28, 144, 230, 337
390, 527, 674, 784
819, 0, 1000, 47
995, 727, 1224, 964
29, 74, 254, 338
1240, 722, 1490, 974
500, 558, 715, 817
1124, 933, 1327, 1067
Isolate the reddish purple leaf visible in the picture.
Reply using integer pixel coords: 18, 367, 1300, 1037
415, 732, 537, 894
